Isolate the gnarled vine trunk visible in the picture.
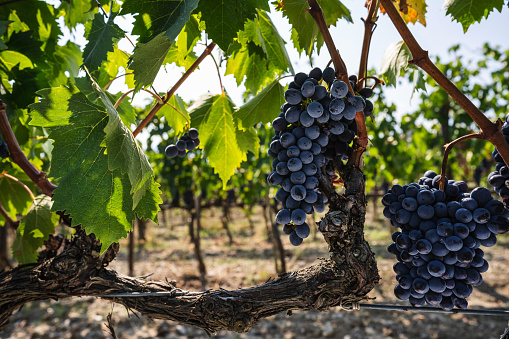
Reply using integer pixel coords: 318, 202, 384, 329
0, 165, 379, 334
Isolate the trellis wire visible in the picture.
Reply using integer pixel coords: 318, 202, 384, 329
341, 302, 509, 317
92, 292, 509, 317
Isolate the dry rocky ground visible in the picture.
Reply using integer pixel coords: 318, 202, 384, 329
2, 204, 509, 339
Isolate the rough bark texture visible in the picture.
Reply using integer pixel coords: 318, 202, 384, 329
0, 162, 379, 334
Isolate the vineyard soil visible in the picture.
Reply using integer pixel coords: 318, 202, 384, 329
2, 204, 509, 339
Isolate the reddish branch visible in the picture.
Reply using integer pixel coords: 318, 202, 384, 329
358, 0, 379, 90
0, 102, 56, 197
379, 0, 509, 167
133, 43, 216, 138
1, 172, 36, 201
439, 133, 485, 190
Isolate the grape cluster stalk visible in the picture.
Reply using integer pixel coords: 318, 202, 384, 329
267, 67, 374, 246
383, 170, 509, 310
165, 128, 200, 158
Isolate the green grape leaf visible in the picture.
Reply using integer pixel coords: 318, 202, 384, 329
379, 41, 412, 87
236, 126, 259, 155
0, 174, 32, 224
134, 179, 162, 222
96, 47, 129, 88
129, 33, 172, 91
29, 85, 160, 251
189, 94, 216, 134
6, 31, 45, 66
121, 0, 200, 44
163, 15, 202, 69
226, 41, 272, 94
12, 195, 58, 264
235, 79, 285, 126
158, 94, 190, 135
82, 12, 125, 72
444, 0, 505, 32
196, 0, 269, 51
277, 0, 351, 56
87, 76, 154, 208
190, 94, 244, 188
0, 50, 34, 70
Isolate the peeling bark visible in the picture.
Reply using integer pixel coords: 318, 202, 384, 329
0, 163, 379, 334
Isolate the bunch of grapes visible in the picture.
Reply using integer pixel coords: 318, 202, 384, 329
268, 67, 370, 246
383, 170, 509, 310
0, 133, 8, 159
165, 128, 200, 158
489, 116, 509, 200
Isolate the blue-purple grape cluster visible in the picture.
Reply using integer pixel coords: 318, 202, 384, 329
268, 67, 369, 246
165, 128, 200, 158
490, 116, 509, 200
0, 133, 8, 159
383, 170, 509, 310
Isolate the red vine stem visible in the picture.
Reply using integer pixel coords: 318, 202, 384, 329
0, 201, 18, 230
0, 172, 35, 201
379, 0, 509, 167
0, 102, 56, 197
439, 133, 484, 190
358, 0, 379, 90
133, 43, 216, 138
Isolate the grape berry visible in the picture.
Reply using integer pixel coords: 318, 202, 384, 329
165, 128, 200, 158
268, 67, 373, 246
383, 170, 509, 310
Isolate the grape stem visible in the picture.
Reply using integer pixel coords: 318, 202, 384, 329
0, 101, 57, 197
133, 42, 216, 138
379, 0, 509, 169
439, 133, 485, 191
0, 201, 19, 230
0, 172, 35, 201
357, 0, 379, 90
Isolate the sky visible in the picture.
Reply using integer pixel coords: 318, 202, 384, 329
60, 1, 509, 119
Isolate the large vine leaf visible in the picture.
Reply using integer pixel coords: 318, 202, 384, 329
190, 94, 244, 187
379, 40, 412, 87
129, 33, 172, 91
12, 195, 59, 264
121, 0, 200, 44
276, 0, 351, 56
444, 0, 505, 32
29, 84, 161, 251
82, 12, 125, 72
234, 79, 285, 126
196, 0, 269, 51
88, 76, 155, 209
